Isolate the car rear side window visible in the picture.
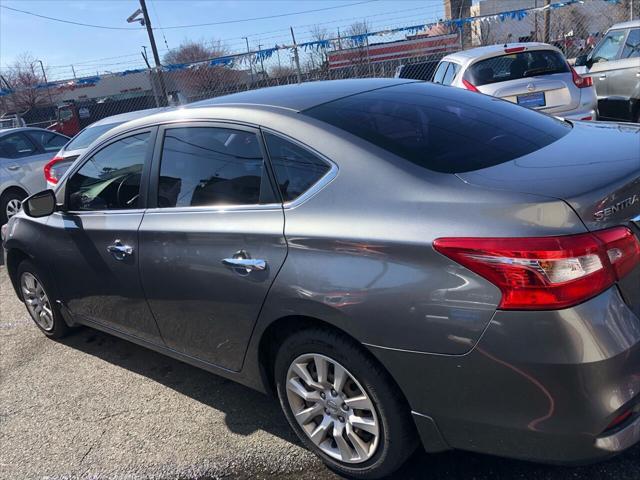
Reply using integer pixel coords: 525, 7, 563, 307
66, 132, 149, 211
263, 132, 330, 203
432, 62, 449, 84
442, 62, 460, 85
464, 49, 569, 86
0, 133, 37, 159
303, 82, 571, 174
26, 131, 68, 152
621, 28, 640, 59
158, 127, 271, 208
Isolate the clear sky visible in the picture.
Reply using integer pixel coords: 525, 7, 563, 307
0, 0, 446, 80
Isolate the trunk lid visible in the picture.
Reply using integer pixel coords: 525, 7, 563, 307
480, 72, 579, 112
457, 121, 640, 315
456, 121, 640, 231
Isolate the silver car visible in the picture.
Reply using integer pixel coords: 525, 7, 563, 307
574, 20, 640, 122
436, 42, 598, 120
0, 127, 68, 224
45, 107, 171, 189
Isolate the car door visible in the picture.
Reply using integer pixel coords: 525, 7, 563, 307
605, 27, 640, 120
47, 127, 164, 344
138, 122, 287, 371
586, 28, 627, 119
0, 132, 45, 194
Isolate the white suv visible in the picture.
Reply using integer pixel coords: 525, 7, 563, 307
434, 43, 597, 121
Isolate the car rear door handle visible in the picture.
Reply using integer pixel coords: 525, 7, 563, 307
222, 257, 266, 271
107, 240, 133, 260
7, 164, 20, 171
598, 74, 607, 80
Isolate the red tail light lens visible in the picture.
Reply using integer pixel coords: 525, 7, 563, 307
570, 66, 593, 88
44, 156, 74, 185
462, 79, 479, 92
504, 46, 526, 54
434, 227, 639, 310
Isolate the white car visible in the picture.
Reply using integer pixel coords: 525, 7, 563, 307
434, 43, 597, 121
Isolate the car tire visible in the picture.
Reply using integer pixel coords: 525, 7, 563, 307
0, 189, 27, 225
275, 327, 417, 479
16, 259, 70, 339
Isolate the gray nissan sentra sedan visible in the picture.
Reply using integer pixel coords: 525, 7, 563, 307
2, 79, 640, 478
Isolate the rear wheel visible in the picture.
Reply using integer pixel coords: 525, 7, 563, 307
17, 260, 69, 338
0, 189, 27, 225
275, 328, 417, 479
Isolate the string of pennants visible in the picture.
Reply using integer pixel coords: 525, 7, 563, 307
0, 0, 621, 97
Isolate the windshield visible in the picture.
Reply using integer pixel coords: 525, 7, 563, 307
464, 49, 569, 86
303, 82, 571, 174
64, 122, 123, 151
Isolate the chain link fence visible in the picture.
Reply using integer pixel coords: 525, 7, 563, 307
0, 0, 637, 133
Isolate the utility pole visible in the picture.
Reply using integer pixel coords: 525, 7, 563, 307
138, 0, 167, 105
243, 37, 255, 84
543, 0, 551, 43
290, 27, 302, 84
257, 43, 265, 77
35, 60, 54, 106
70, 65, 77, 79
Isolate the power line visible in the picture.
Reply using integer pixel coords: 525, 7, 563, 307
153, 0, 379, 29
0, 5, 143, 30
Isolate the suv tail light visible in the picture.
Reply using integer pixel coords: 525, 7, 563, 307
570, 66, 593, 88
462, 79, 479, 92
434, 227, 640, 310
44, 156, 73, 185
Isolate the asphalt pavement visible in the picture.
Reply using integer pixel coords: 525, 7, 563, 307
1, 264, 639, 479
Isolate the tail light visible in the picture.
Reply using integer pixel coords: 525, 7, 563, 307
462, 79, 479, 92
504, 46, 526, 54
434, 227, 640, 310
570, 66, 593, 88
44, 156, 75, 185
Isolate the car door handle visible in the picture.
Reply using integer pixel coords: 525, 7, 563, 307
598, 74, 607, 80
107, 240, 133, 260
222, 257, 266, 271
7, 164, 20, 171
636, 72, 640, 78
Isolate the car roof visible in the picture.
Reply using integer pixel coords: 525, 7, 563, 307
608, 19, 640, 31
442, 42, 560, 64
0, 126, 67, 137
187, 78, 417, 113
86, 107, 173, 128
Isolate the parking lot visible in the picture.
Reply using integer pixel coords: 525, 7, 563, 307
1, 263, 639, 480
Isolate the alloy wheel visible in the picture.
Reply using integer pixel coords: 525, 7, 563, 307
6, 198, 22, 219
21, 272, 54, 331
286, 353, 380, 464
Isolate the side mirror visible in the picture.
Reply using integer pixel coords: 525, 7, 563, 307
23, 190, 56, 218
574, 54, 588, 67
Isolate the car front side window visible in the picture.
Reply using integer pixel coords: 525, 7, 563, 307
66, 132, 150, 211
591, 30, 626, 63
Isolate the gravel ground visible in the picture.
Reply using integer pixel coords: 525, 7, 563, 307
1, 264, 639, 479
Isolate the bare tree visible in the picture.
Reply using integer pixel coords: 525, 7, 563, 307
2, 53, 53, 114
164, 39, 227, 65
306, 25, 330, 72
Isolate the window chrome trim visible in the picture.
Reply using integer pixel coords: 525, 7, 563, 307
143, 203, 282, 214
260, 128, 339, 210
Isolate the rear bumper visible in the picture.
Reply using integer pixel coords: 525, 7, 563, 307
369, 286, 640, 463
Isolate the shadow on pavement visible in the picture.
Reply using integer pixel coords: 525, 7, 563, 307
57, 327, 640, 480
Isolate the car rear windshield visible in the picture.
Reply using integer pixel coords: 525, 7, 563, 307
464, 49, 569, 86
303, 82, 571, 174
64, 122, 123, 151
